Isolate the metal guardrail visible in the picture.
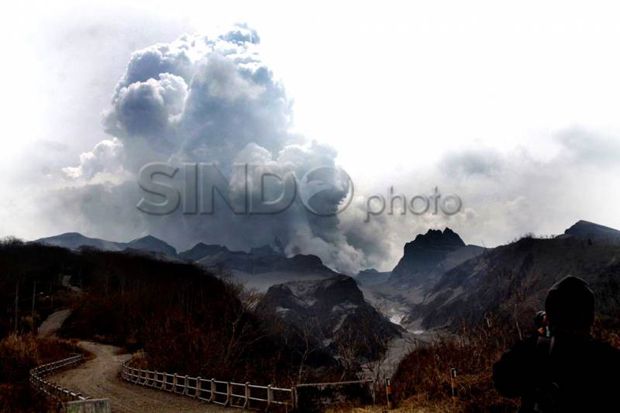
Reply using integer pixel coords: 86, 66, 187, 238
120, 360, 296, 410
29, 354, 88, 402
31, 353, 379, 411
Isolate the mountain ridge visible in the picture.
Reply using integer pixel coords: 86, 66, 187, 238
33, 220, 620, 333
389, 227, 485, 286
563, 220, 620, 243
412, 231, 620, 329
35, 233, 178, 258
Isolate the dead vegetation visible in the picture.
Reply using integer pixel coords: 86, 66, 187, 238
383, 315, 620, 413
0, 333, 79, 412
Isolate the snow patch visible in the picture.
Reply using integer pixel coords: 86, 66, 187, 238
275, 306, 290, 314
331, 301, 358, 312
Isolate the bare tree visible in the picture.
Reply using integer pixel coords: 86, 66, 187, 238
296, 317, 322, 383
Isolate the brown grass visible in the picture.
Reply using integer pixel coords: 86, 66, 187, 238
383, 317, 521, 413
327, 394, 463, 412
379, 315, 620, 413
0, 333, 80, 412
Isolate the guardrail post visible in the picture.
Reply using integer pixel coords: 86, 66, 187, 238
244, 381, 250, 409
210, 378, 216, 403
173, 373, 178, 393
292, 386, 298, 410
267, 384, 273, 408
226, 381, 231, 406
195, 377, 201, 399
183, 375, 189, 395
450, 368, 457, 399
370, 380, 376, 405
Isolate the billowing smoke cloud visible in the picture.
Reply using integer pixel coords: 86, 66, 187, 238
62, 138, 125, 181
49, 25, 620, 275
58, 24, 367, 273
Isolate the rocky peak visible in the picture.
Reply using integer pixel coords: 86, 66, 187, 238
391, 228, 467, 283
179, 243, 230, 261
408, 228, 465, 249
125, 235, 178, 257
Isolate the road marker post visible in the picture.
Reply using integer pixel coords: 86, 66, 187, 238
450, 368, 457, 399
385, 378, 393, 409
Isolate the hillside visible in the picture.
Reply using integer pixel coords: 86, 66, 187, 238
416, 234, 620, 329
0, 240, 334, 385
563, 220, 620, 243
257, 275, 403, 365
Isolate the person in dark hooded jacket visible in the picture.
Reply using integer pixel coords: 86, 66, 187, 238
493, 276, 620, 412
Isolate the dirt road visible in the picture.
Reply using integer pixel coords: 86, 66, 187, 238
38, 309, 72, 337
51, 341, 229, 413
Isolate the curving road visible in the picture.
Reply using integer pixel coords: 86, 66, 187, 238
50, 341, 229, 413
38, 309, 72, 337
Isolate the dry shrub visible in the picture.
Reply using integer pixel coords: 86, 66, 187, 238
0, 334, 78, 412
0, 334, 39, 382
327, 394, 457, 413
391, 314, 620, 413
127, 350, 149, 369
391, 316, 522, 413
592, 318, 620, 348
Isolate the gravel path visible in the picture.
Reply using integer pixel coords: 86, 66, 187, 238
51, 341, 230, 413
38, 309, 72, 337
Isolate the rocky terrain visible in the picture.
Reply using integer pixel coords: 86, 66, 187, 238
356, 228, 485, 329
416, 224, 620, 329
356, 221, 620, 332
257, 275, 403, 363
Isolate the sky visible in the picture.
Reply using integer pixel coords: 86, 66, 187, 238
1, 1, 620, 272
